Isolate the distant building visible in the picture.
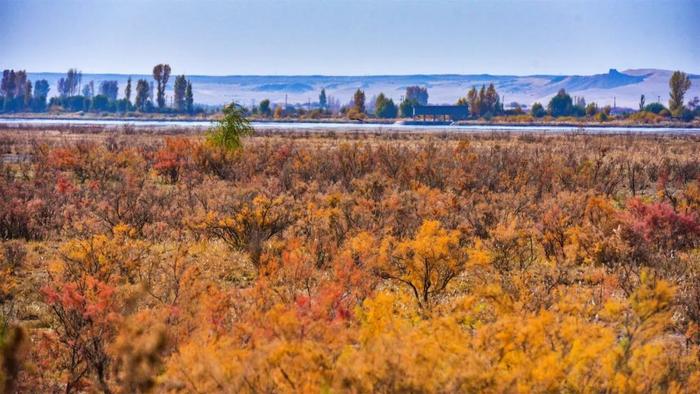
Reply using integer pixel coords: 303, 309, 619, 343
413, 105, 469, 121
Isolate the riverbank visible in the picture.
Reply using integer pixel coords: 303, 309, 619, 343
1, 113, 698, 129
0, 113, 391, 125
2, 118, 700, 136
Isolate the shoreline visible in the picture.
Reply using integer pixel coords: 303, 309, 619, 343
0, 114, 698, 129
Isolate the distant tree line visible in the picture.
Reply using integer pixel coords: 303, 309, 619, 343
10, 66, 692, 122
340, 71, 698, 122
0, 64, 197, 114
525, 71, 697, 122
0, 70, 49, 112
250, 87, 343, 119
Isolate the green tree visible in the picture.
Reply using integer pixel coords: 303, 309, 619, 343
1, 70, 17, 112
399, 99, 416, 117
173, 75, 187, 112
33, 79, 50, 99
92, 95, 109, 112
134, 79, 150, 112
99, 81, 118, 101
82, 81, 94, 98
644, 102, 666, 114
1, 70, 15, 101
669, 71, 691, 116
185, 81, 193, 114
483, 83, 500, 115
207, 104, 253, 151
405, 86, 429, 105
639, 94, 645, 111
319, 89, 327, 110
399, 85, 428, 118
375, 93, 397, 118
585, 102, 599, 116
57, 68, 81, 97
467, 87, 479, 117
0, 70, 29, 112
23, 80, 32, 111
353, 89, 366, 113
478, 85, 486, 116
258, 99, 271, 117
572, 96, 586, 117
32, 79, 50, 112
125, 77, 132, 106
547, 89, 574, 117
152, 64, 171, 109
530, 102, 546, 118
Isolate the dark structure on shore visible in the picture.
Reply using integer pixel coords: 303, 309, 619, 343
413, 105, 469, 121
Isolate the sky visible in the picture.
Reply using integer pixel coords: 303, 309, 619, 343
0, 0, 698, 76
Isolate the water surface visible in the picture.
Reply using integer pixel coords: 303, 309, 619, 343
1, 117, 698, 134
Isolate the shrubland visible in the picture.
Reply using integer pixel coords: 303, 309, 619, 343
2, 126, 700, 392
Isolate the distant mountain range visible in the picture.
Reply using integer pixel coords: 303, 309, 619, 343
27, 69, 700, 109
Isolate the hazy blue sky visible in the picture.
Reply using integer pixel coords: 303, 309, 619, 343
1, 0, 698, 76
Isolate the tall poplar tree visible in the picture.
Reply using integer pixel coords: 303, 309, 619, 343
125, 77, 132, 105
669, 71, 691, 116
319, 89, 327, 110
135, 79, 150, 112
152, 64, 171, 109
173, 75, 187, 112
185, 81, 193, 114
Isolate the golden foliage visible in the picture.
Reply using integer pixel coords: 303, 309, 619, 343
375, 220, 466, 310
1, 131, 700, 392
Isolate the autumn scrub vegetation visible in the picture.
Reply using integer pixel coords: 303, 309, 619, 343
2, 126, 700, 392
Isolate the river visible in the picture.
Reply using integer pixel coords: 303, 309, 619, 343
0, 117, 698, 134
